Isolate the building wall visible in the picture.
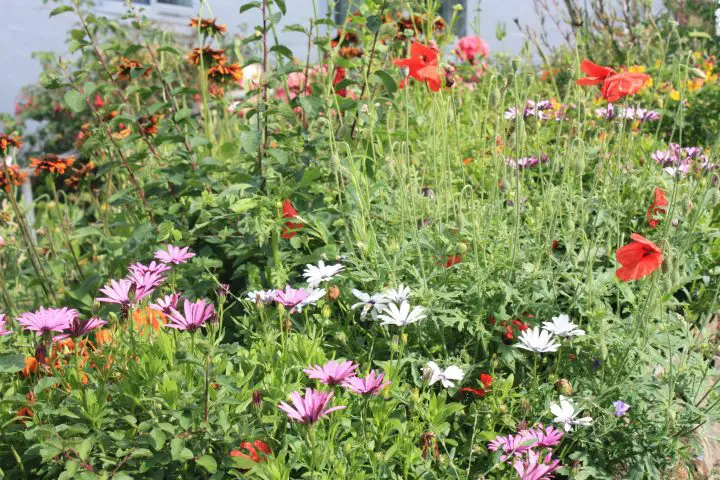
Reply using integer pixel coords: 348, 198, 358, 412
0, 0, 596, 115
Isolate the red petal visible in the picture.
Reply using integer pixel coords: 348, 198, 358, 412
579, 60, 615, 78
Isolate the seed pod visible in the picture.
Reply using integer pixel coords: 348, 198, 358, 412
488, 86, 501, 108
327, 285, 340, 301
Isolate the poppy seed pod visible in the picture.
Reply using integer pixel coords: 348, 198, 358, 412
488, 87, 501, 108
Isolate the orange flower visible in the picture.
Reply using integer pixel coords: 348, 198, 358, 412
189, 17, 227, 36
29, 154, 75, 176
601, 72, 651, 103
117, 58, 151, 81
208, 63, 243, 83
187, 47, 227, 66
95, 329, 113, 347
16, 406, 34, 425
647, 187, 668, 229
0, 165, 28, 192
21, 356, 38, 378
64, 161, 96, 189
0, 133, 22, 152
615, 233, 663, 282
394, 42, 442, 92
133, 308, 165, 334
138, 115, 160, 137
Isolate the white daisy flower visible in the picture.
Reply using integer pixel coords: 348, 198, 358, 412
382, 284, 412, 303
377, 301, 426, 327
422, 361, 464, 388
516, 327, 561, 353
246, 290, 276, 304
296, 288, 326, 312
350, 289, 387, 320
302, 260, 344, 288
550, 396, 593, 432
542, 314, 585, 338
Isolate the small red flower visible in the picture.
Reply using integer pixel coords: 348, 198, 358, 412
282, 199, 303, 239
445, 255, 461, 268
615, 233, 663, 282
646, 187, 668, 229
230, 440, 272, 463
394, 42, 442, 92
93, 94, 104, 108
576, 59, 650, 103
551, 239, 559, 250
461, 373, 493, 397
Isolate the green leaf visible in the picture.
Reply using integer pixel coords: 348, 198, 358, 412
688, 31, 712, 40
372, 70, 397, 94
0, 354, 25, 373
239, 2, 261, 14
50, 5, 74, 17
297, 167, 323, 190
196, 455, 217, 473
149, 428, 166, 451
175, 108, 192, 122
367, 15, 381, 33
64, 90, 86, 113
270, 45, 294, 60
274, 0, 286, 14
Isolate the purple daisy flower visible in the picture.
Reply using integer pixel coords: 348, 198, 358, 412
54, 317, 107, 341
149, 293, 180, 316
154, 245, 195, 265
97, 279, 133, 307
304, 360, 358, 385
165, 298, 215, 332
17, 307, 78, 335
128, 261, 171, 277
273, 285, 325, 314
613, 400, 630, 417
277, 388, 346, 424
342, 370, 391, 396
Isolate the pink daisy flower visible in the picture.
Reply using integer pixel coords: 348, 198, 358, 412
149, 293, 180, 316
342, 370, 391, 396
17, 307, 78, 334
155, 245, 195, 265
165, 299, 215, 332
54, 317, 107, 341
304, 360, 358, 385
277, 388, 345, 424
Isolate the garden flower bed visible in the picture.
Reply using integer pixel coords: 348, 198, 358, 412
0, 0, 719, 478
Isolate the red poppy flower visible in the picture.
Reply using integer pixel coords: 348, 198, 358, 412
615, 233, 663, 282
333, 67, 347, 97
576, 60, 616, 86
461, 373, 493, 397
393, 42, 442, 92
601, 72, 651, 103
230, 440, 272, 463
647, 187, 668, 228
282, 199, 303, 239
445, 255, 461, 268
576, 59, 650, 103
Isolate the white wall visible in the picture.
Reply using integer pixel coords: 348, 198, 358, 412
0, 0, 584, 115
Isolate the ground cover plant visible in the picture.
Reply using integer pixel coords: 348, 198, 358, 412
0, 0, 719, 478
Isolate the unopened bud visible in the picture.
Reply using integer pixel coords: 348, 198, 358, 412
321, 304, 332, 319
327, 285, 340, 301
555, 379, 573, 396
252, 390, 263, 407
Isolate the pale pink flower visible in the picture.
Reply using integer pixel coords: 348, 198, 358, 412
277, 388, 345, 424
17, 307, 77, 334
129, 261, 171, 276
126, 269, 164, 303
342, 370, 391, 396
97, 279, 133, 307
273, 285, 325, 313
304, 360, 358, 385
154, 245, 195, 265
165, 299, 215, 332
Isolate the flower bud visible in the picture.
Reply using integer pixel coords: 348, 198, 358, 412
0, 236, 4, 248
555, 379, 573, 396
327, 285, 340, 301
282, 317, 292, 332
321, 304, 332, 319
489, 87, 501, 108
252, 389, 263, 407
